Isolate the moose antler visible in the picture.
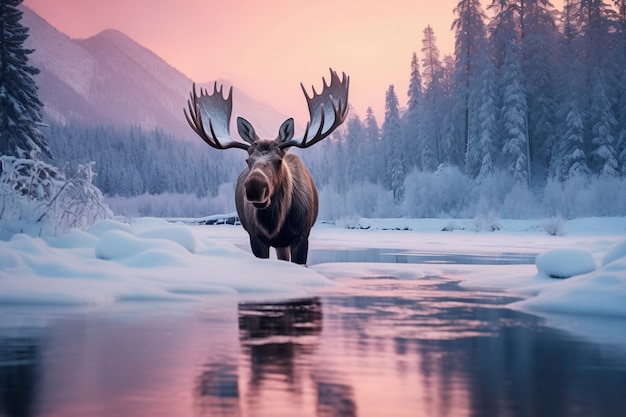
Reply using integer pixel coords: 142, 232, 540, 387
279, 68, 350, 149
184, 83, 250, 150
184, 69, 349, 150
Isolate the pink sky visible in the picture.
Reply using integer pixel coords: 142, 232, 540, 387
23, 0, 563, 123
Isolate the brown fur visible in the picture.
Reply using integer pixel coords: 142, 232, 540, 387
235, 141, 317, 264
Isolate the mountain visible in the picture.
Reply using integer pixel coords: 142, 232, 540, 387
21, 7, 290, 139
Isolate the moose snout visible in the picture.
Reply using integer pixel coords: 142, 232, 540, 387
244, 172, 271, 208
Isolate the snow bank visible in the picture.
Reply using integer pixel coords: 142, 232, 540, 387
0, 218, 332, 306
2, 215, 625, 322
512, 239, 626, 317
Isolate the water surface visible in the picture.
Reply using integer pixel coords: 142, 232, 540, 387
2, 272, 625, 417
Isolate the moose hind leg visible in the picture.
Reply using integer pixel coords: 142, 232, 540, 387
290, 238, 309, 265
249, 235, 270, 259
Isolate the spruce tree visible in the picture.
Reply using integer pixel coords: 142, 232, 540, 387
0, 0, 50, 158
420, 26, 444, 171
403, 52, 422, 170
381, 85, 405, 204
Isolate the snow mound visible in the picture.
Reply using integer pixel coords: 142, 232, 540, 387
95, 229, 191, 260
514, 242, 626, 317
535, 248, 596, 279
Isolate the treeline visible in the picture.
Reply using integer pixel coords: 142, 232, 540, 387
46, 123, 242, 198
309, 0, 626, 205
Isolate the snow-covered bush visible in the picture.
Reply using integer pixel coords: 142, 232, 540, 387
403, 165, 474, 218
0, 156, 112, 238
543, 175, 592, 218
472, 170, 514, 216
501, 184, 542, 219
106, 183, 236, 218
541, 214, 566, 236
317, 182, 397, 220
474, 210, 501, 232
543, 175, 626, 218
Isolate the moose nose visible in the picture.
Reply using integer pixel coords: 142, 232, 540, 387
244, 174, 269, 205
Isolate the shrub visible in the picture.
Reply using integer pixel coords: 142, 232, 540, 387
541, 214, 566, 236
0, 156, 111, 237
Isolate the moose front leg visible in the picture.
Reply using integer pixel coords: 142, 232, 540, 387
275, 247, 291, 262
290, 238, 309, 265
249, 235, 270, 259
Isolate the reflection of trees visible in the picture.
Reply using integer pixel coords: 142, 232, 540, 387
194, 362, 241, 417
316, 381, 357, 417
329, 279, 626, 417
0, 336, 41, 417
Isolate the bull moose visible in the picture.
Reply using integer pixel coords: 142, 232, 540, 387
184, 69, 349, 264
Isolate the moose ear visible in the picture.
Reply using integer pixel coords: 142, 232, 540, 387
237, 117, 259, 144
277, 118, 295, 144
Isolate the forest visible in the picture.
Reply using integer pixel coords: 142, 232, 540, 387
47, 0, 626, 220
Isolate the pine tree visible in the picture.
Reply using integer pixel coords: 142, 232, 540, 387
0, 0, 50, 158
363, 107, 382, 184
520, 0, 560, 180
452, 0, 487, 161
342, 114, 365, 189
381, 85, 405, 203
420, 25, 444, 171
403, 52, 422, 171
475, 46, 498, 179
501, 40, 531, 186
552, 55, 591, 180
589, 66, 619, 175
452, 0, 498, 178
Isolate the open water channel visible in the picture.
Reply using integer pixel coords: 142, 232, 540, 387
1, 247, 625, 417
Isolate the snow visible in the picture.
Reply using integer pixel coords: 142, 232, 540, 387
1, 216, 626, 330
535, 248, 596, 278
0, 218, 333, 305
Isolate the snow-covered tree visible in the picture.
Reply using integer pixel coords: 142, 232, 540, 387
403, 52, 422, 171
474, 48, 498, 180
452, 0, 487, 159
0, 0, 50, 158
381, 85, 405, 203
520, 0, 560, 180
552, 54, 591, 180
589, 66, 619, 176
363, 107, 382, 184
452, 0, 498, 178
341, 114, 365, 190
501, 40, 530, 186
420, 25, 444, 170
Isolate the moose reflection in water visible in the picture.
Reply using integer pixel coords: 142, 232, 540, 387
236, 298, 356, 417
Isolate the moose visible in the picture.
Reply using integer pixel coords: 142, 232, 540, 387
184, 69, 349, 265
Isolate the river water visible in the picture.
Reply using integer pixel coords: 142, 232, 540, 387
1, 249, 625, 417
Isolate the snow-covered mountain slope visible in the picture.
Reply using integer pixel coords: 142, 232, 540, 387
21, 7, 291, 139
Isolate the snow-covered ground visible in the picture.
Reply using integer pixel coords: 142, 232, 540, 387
1, 216, 625, 326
